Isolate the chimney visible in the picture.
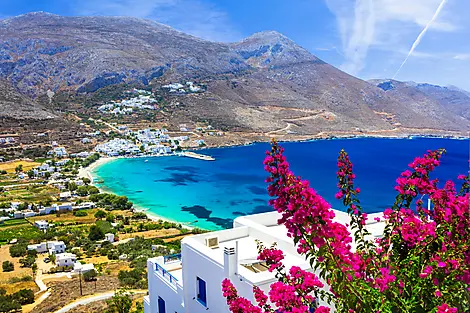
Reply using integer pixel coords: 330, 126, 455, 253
224, 242, 238, 277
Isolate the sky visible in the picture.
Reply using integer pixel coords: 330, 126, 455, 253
2, 0, 470, 90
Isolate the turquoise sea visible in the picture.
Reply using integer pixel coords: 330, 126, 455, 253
93, 138, 469, 230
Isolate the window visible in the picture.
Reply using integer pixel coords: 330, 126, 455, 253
196, 277, 207, 306
158, 296, 166, 313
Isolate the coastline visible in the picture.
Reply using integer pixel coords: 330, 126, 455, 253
81, 156, 195, 229
82, 136, 468, 231
77, 157, 117, 182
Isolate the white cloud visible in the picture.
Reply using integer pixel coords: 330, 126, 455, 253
75, 0, 241, 42
454, 54, 470, 60
325, 0, 456, 75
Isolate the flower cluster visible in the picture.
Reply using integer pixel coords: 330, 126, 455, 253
222, 141, 469, 313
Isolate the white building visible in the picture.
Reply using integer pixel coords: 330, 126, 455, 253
34, 220, 49, 231
105, 233, 115, 243
57, 203, 73, 211
73, 262, 95, 273
28, 242, 48, 253
144, 210, 385, 313
28, 241, 66, 254
47, 241, 66, 254
56, 253, 76, 267
13, 211, 24, 219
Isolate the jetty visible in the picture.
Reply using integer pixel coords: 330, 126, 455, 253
180, 151, 215, 161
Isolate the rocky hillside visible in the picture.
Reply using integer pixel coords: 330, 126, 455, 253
0, 79, 55, 120
0, 12, 469, 135
371, 79, 470, 125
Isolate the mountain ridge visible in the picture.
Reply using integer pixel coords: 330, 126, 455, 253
0, 12, 469, 135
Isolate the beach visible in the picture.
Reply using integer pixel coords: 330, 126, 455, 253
80, 156, 195, 229
77, 157, 116, 182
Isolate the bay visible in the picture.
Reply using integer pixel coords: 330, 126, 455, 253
93, 138, 469, 230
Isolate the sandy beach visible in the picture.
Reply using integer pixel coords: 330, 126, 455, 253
77, 157, 116, 182
79, 156, 195, 229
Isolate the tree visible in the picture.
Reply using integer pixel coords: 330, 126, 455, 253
67, 182, 77, 192
106, 213, 115, 223
2, 261, 13, 272
19, 256, 36, 268
83, 269, 98, 281
15, 164, 23, 173
105, 289, 133, 313
95, 210, 107, 220
27, 170, 34, 179
76, 186, 89, 197
44, 171, 51, 179
89, 225, 105, 241
222, 141, 470, 313
9, 244, 27, 258
82, 177, 91, 185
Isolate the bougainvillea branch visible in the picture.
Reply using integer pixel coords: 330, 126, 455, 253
222, 140, 469, 313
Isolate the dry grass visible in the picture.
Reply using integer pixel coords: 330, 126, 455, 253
102, 261, 131, 276
0, 160, 40, 173
34, 276, 121, 313
0, 281, 38, 294
0, 245, 34, 283
118, 228, 180, 240
82, 255, 110, 265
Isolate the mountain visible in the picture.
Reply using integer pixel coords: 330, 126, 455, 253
371, 79, 470, 123
0, 12, 469, 136
0, 79, 55, 120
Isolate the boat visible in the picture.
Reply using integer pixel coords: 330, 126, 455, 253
144, 159, 148, 163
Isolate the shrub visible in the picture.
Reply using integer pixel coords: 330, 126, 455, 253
74, 210, 88, 217
2, 261, 13, 272
8, 276, 32, 283
9, 244, 27, 258
83, 269, 98, 281
222, 141, 470, 313
88, 225, 105, 241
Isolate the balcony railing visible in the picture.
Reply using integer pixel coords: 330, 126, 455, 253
155, 261, 181, 288
163, 253, 181, 264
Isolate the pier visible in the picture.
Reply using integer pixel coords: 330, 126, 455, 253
180, 151, 215, 161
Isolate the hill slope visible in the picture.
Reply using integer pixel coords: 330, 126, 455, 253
0, 12, 469, 135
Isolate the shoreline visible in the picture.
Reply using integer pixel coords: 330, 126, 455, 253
80, 135, 468, 230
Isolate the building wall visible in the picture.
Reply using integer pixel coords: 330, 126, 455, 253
146, 258, 184, 313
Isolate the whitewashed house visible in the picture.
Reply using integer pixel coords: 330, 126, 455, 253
57, 203, 73, 211
34, 220, 49, 231
23, 210, 37, 218
105, 233, 115, 243
56, 253, 76, 267
28, 242, 48, 253
73, 262, 95, 273
14, 211, 24, 219
47, 241, 66, 254
144, 210, 385, 313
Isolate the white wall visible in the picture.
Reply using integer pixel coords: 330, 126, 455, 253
147, 258, 184, 313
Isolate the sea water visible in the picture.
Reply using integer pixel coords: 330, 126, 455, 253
93, 138, 469, 230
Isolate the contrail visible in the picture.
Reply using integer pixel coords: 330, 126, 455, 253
393, 0, 448, 79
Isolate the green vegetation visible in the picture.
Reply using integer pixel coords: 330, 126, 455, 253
83, 269, 98, 281
2, 261, 13, 272
19, 255, 36, 268
9, 244, 27, 257
89, 193, 133, 210
88, 225, 105, 241
105, 289, 143, 313
73, 210, 88, 217
0, 288, 34, 312
8, 276, 32, 284
0, 226, 43, 245
94, 210, 107, 220
0, 219, 28, 227
76, 185, 99, 196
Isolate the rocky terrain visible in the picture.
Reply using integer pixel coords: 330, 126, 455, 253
0, 12, 469, 138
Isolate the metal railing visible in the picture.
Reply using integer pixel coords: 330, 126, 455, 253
155, 262, 180, 288
163, 253, 182, 264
